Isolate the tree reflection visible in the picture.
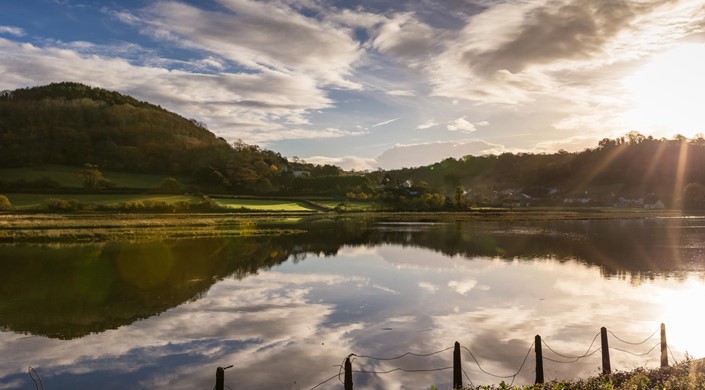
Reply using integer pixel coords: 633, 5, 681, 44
1, 217, 703, 339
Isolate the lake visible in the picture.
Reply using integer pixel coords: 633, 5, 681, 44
1, 216, 704, 389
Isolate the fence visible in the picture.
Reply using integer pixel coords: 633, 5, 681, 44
211, 323, 680, 389
294, 322, 677, 390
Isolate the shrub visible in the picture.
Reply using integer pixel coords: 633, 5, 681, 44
0, 194, 11, 210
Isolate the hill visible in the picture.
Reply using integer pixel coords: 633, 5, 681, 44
0, 82, 234, 174
0, 83, 372, 197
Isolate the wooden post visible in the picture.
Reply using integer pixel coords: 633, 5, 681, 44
661, 323, 668, 367
453, 341, 462, 389
601, 327, 611, 375
215, 367, 225, 390
535, 335, 544, 384
344, 356, 353, 390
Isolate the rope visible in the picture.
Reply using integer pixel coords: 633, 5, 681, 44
461, 367, 475, 388
542, 348, 601, 364
353, 346, 454, 361
668, 346, 678, 364
353, 366, 453, 374
461, 344, 533, 380
308, 373, 342, 390
610, 342, 660, 357
510, 341, 536, 387
608, 328, 658, 346
28, 366, 45, 390
542, 332, 600, 360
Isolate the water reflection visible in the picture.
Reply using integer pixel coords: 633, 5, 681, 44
1, 217, 704, 389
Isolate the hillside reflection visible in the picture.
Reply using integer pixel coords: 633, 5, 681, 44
1, 217, 704, 389
1, 217, 704, 340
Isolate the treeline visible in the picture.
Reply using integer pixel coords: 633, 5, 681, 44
378, 132, 705, 207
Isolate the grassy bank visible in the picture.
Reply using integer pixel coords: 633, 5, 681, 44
0, 213, 305, 243
453, 358, 705, 389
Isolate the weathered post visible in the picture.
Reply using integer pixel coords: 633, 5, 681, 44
661, 323, 668, 367
601, 327, 611, 375
535, 335, 544, 384
344, 356, 353, 390
216, 367, 225, 390
453, 341, 462, 389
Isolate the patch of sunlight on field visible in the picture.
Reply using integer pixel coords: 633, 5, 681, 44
214, 199, 313, 211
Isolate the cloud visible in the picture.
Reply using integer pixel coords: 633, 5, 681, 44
375, 139, 505, 169
418, 282, 439, 293
448, 279, 478, 295
387, 89, 416, 96
417, 119, 439, 129
0, 37, 343, 144
0, 26, 25, 37
371, 12, 438, 60
246, 127, 367, 143
428, 0, 696, 105
142, 0, 363, 89
447, 116, 477, 133
302, 155, 378, 171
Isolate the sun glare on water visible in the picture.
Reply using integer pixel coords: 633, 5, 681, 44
622, 43, 705, 138
656, 278, 705, 359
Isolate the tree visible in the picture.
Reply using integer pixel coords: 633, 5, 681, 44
159, 177, 183, 193
0, 195, 11, 210
683, 183, 705, 209
77, 163, 105, 189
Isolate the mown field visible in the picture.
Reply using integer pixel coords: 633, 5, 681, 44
1, 193, 341, 212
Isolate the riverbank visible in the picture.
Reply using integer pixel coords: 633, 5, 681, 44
0, 209, 692, 243
460, 358, 705, 389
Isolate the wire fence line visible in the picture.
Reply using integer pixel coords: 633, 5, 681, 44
305, 324, 682, 389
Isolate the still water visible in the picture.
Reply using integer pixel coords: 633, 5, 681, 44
1, 217, 704, 389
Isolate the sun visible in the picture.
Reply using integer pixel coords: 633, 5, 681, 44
621, 43, 705, 139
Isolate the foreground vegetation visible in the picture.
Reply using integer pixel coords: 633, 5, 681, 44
452, 359, 705, 389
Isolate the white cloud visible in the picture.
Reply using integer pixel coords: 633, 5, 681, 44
143, 0, 363, 89
416, 119, 438, 129
447, 117, 477, 133
387, 89, 416, 97
375, 139, 505, 169
418, 282, 439, 293
0, 26, 25, 37
303, 155, 378, 171
448, 279, 478, 295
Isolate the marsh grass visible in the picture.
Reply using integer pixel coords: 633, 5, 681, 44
0, 214, 303, 243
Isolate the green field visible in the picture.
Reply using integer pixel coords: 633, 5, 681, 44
0, 165, 191, 188
3, 193, 323, 212
214, 198, 315, 211
5, 194, 201, 209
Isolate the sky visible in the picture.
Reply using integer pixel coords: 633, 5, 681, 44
1, 0, 705, 170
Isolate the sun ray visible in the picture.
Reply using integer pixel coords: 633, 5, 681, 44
572, 144, 628, 193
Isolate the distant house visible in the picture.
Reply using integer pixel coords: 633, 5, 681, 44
613, 197, 643, 208
644, 200, 665, 209
292, 170, 310, 178
503, 193, 532, 207
563, 197, 591, 205
613, 195, 665, 209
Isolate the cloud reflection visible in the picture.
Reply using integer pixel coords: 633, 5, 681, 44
2, 220, 704, 389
